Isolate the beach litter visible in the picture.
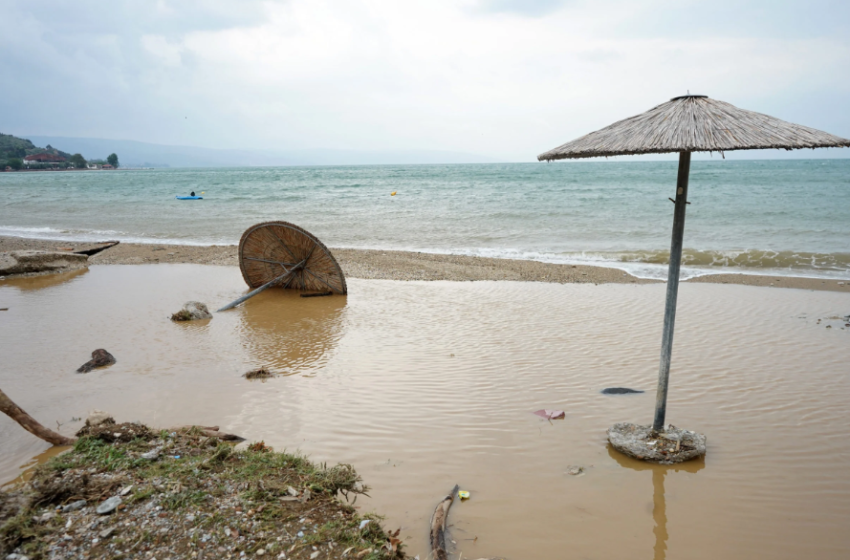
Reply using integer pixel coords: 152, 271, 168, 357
457, 490, 470, 500
566, 466, 585, 476
76, 349, 116, 374
533, 409, 565, 420
170, 301, 212, 321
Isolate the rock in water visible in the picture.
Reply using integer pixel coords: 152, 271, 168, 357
76, 349, 116, 373
171, 301, 213, 321
607, 422, 706, 464
601, 387, 644, 394
0, 250, 89, 276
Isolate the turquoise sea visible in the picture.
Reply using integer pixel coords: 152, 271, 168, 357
1, 160, 848, 279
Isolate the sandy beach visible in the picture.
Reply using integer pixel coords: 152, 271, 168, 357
2, 235, 848, 291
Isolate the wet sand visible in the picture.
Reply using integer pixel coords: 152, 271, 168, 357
1, 264, 849, 559
2, 235, 848, 291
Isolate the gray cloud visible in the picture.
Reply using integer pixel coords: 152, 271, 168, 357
1, 0, 847, 162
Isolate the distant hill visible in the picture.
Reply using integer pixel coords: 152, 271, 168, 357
26, 136, 501, 168
0, 133, 71, 164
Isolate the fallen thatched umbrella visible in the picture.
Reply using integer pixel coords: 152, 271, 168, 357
539, 95, 850, 441
218, 221, 347, 312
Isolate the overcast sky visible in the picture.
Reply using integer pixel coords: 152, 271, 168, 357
3, 0, 849, 161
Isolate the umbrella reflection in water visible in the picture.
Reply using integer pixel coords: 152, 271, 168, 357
608, 445, 705, 559
235, 288, 347, 376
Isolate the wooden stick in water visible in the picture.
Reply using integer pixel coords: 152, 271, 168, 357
430, 484, 460, 560
0, 388, 75, 446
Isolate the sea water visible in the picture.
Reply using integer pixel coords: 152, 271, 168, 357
1, 159, 848, 279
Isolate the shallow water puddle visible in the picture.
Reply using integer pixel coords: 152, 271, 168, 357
1, 265, 849, 559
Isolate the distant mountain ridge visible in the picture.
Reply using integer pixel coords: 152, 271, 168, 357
26, 136, 501, 168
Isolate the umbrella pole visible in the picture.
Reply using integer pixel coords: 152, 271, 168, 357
652, 151, 691, 431
217, 258, 307, 312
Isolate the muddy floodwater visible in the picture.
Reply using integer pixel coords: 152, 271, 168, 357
1, 265, 849, 559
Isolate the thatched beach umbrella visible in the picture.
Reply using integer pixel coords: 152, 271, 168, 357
539, 95, 850, 438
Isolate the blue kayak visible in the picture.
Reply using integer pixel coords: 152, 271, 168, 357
176, 196, 203, 200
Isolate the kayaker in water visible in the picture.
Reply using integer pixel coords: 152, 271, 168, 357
190, 191, 196, 196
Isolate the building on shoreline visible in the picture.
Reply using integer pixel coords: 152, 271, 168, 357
23, 153, 66, 165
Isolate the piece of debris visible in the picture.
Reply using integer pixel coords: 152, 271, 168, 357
533, 409, 566, 420
0, 388, 75, 446
430, 485, 459, 560
76, 349, 116, 373
171, 301, 213, 321
601, 387, 644, 394
566, 466, 585, 476
458, 490, 470, 500
244, 367, 275, 380
608, 422, 706, 464
73, 241, 119, 257
141, 448, 161, 460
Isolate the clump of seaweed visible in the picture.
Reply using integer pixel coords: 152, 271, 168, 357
170, 309, 194, 321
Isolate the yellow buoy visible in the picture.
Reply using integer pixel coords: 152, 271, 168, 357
390, 191, 397, 196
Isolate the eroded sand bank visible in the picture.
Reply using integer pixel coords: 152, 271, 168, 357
2, 235, 848, 291
1, 265, 849, 559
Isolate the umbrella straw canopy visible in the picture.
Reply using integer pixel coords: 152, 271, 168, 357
538, 95, 849, 439
538, 95, 850, 160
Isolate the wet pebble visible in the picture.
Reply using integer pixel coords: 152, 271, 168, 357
96, 496, 122, 515
61, 500, 87, 513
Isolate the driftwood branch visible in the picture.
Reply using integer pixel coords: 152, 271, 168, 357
0, 387, 244, 447
430, 484, 459, 560
0, 388, 75, 446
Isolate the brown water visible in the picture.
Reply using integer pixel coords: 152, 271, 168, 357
1, 265, 849, 559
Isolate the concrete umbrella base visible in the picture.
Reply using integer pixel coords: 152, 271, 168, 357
608, 422, 706, 464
